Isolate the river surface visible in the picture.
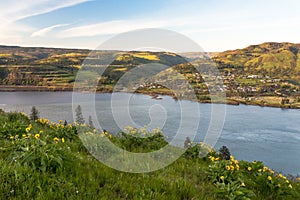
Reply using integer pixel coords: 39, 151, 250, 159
0, 92, 299, 175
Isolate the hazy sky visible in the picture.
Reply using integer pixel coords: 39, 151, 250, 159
1, 0, 300, 51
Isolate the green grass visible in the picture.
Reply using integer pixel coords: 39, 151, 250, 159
0, 110, 300, 199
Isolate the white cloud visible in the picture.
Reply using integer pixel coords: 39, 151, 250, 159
59, 19, 169, 38
0, 22, 33, 45
31, 24, 69, 37
0, 0, 92, 23
0, 0, 91, 45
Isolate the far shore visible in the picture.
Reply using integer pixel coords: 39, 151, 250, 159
0, 85, 299, 109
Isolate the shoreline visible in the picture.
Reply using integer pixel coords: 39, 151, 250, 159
0, 86, 299, 109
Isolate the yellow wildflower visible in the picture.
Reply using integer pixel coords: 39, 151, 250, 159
100, 133, 105, 138
263, 166, 268, 172
286, 180, 289, 184
258, 169, 262, 173
62, 137, 65, 143
288, 184, 293, 189
35, 134, 40, 139
225, 166, 231, 171
236, 164, 240, 170
22, 134, 27, 138
297, 177, 300, 181
241, 182, 246, 187
25, 124, 32, 132
267, 176, 272, 181
269, 170, 274, 174
10, 136, 14, 139
247, 167, 252, 171
53, 137, 59, 143
278, 184, 281, 187
279, 174, 283, 178
20, 112, 27, 116
230, 165, 235, 171
220, 176, 225, 181
230, 155, 234, 161
215, 157, 219, 161
209, 156, 215, 162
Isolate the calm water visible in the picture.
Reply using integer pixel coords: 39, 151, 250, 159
0, 92, 300, 175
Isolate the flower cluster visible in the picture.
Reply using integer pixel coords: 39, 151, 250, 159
35, 118, 49, 125
206, 150, 296, 199
208, 155, 219, 162
124, 125, 164, 138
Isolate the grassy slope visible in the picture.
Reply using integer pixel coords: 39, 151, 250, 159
213, 42, 300, 81
2, 43, 300, 86
0, 111, 300, 199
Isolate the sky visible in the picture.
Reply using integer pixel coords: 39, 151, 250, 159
1, 0, 300, 52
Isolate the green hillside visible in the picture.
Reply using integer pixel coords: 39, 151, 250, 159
0, 46, 186, 91
0, 43, 300, 108
0, 110, 300, 199
213, 42, 300, 82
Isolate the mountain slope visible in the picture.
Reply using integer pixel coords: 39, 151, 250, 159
213, 42, 300, 82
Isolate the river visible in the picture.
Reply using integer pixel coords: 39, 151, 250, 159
0, 92, 299, 175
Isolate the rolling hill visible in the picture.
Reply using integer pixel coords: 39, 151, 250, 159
213, 42, 300, 82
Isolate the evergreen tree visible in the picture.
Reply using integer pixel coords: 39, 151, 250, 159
75, 105, 85, 124
88, 115, 95, 129
30, 106, 39, 121
218, 146, 231, 160
184, 136, 192, 149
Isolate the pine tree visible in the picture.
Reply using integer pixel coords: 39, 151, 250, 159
75, 105, 85, 124
30, 106, 39, 121
184, 137, 192, 149
218, 146, 231, 160
88, 115, 95, 129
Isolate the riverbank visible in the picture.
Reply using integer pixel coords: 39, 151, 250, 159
1, 85, 300, 109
